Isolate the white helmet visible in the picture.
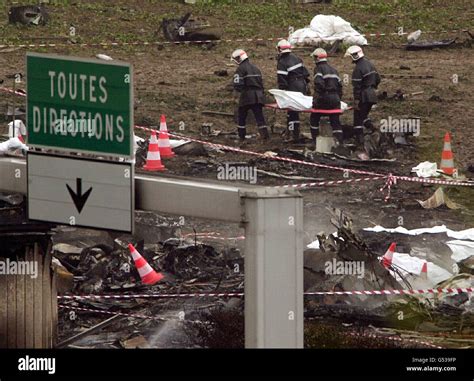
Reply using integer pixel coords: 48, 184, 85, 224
231, 49, 248, 65
311, 48, 327, 62
276, 39, 292, 53
345, 45, 364, 61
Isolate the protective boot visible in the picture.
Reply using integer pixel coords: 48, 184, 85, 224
258, 126, 270, 140
238, 126, 246, 141
288, 121, 302, 143
310, 126, 320, 141
309, 125, 319, 149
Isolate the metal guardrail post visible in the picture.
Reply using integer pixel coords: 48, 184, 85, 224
241, 188, 304, 348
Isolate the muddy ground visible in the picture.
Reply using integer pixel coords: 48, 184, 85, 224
1, 0, 473, 348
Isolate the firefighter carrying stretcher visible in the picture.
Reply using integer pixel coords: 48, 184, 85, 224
276, 39, 310, 143
309, 47, 343, 145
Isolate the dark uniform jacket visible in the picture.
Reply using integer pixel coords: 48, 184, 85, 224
351, 57, 381, 104
277, 52, 310, 94
313, 61, 342, 109
233, 59, 265, 107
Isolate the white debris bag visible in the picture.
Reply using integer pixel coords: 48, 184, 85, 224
0, 137, 28, 155
269, 89, 348, 111
411, 161, 441, 178
96, 54, 113, 61
289, 15, 368, 46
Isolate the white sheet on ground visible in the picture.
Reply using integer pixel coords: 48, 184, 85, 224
390, 252, 452, 285
364, 225, 474, 241
446, 240, 474, 262
269, 89, 348, 111
307, 240, 320, 249
0, 137, 28, 155
289, 15, 368, 46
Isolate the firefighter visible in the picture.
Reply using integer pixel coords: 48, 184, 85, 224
276, 39, 310, 142
345, 45, 381, 143
231, 49, 269, 141
309, 48, 343, 145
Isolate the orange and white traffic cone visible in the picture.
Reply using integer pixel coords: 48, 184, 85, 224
128, 244, 164, 285
143, 130, 166, 171
440, 132, 455, 175
158, 114, 175, 158
381, 242, 396, 268
420, 262, 428, 279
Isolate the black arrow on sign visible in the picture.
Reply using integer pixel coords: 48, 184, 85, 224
66, 178, 93, 214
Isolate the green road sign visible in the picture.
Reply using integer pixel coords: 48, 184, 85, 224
26, 53, 133, 158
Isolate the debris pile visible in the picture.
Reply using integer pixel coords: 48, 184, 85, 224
8, 5, 49, 26
55, 228, 244, 348
161, 238, 242, 282
304, 209, 403, 310
160, 13, 219, 42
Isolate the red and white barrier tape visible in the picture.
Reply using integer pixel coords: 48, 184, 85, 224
194, 236, 244, 241
58, 287, 473, 301
59, 292, 245, 300
394, 175, 473, 187
305, 288, 473, 296
137, 126, 474, 189
274, 176, 385, 189
183, 232, 245, 241
345, 331, 443, 349
0, 87, 26, 96
136, 125, 383, 178
379, 173, 397, 202
0, 30, 468, 49
58, 304, 166, 321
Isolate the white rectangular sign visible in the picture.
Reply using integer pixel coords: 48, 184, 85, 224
28, 152, 134, 232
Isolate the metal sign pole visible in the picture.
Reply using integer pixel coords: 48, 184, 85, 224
242, 189, 304, 348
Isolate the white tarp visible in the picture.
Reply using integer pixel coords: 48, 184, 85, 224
289, 15, 368, 46
364, 225, 474, 241
269, 89, 348, 112
446, 240, 474, 262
